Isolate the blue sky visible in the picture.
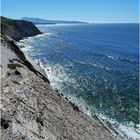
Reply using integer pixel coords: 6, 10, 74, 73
1, 0, 139, 23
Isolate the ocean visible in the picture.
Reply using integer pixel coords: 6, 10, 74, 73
18, 23, 139, 139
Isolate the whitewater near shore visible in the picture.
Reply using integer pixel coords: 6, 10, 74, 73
18, 23, 140, 140
0, 33, 120, 140
0, 17, 121, 140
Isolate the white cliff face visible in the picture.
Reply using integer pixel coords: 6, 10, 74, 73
0, 36, 18, 68
0, 35, 118, 140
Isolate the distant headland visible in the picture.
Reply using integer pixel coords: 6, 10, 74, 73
21, 17, 89, 24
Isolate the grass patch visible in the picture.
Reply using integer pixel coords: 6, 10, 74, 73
7, 63, 23, 69
12, 80, 20, 85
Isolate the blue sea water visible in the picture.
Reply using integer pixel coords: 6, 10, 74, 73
19, 23, 139, 139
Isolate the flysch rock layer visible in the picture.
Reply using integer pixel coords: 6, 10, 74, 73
0, 33, 120, 140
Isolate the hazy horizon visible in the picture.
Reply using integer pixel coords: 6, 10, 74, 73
1, 16, 139, 24
1, 0, 139, 23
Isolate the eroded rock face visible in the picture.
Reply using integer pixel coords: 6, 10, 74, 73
1, 65, 117, 140
1, 16, 42, 41
0, 31, 118, 140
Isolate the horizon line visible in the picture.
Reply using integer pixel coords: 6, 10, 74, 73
0, 15, 139, 24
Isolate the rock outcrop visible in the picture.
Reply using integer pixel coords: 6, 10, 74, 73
0, 17, 119, 140
1, 16, 42, 41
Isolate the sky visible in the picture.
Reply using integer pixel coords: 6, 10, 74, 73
1, 0, 139, 23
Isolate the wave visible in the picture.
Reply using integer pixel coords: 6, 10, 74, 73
18, 26, 139, 139
118, 123, 140, 139
80, 49, 137, 65
34, 58, 140, 139
18, 32, 54, 53
106, 55, 118, 60
94, 114, 140, 140
61, 93, 140, 139
38, 60, 77, 89
21, 45, 33, 52
106, 55, 138, 64
18, 32, 53, 44
75, 48, 137, 66
74, 60, 112, 71
35, 32, 53, 38
19, 50, 140, 139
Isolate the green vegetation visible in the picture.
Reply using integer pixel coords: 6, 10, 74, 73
12, 80, 20, 85
7, 63, 23, 69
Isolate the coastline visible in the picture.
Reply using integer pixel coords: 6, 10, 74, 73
0, 16, 123, 140
0, 0, 139, 138
19, 34, 125, 140
0, 34, 120, 140
19, 31, 140, 140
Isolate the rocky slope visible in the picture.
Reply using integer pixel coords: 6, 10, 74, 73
1, 16, 42, 41
0, 17, 120, 140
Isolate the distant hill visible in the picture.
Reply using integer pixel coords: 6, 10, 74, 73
21, 17, 88, 24
1, 16, 42, 40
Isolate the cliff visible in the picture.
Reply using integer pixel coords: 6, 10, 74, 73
1, 16, 42, 41
0, 17, 120, 140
